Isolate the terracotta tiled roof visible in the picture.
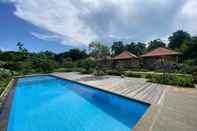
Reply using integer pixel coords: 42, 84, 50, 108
141, 47, 181, 57
113, 51, 138, 60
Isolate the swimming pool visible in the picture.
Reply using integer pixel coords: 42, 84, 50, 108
7, 75, 149, 131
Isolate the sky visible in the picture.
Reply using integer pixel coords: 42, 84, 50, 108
0, 0, 197, 53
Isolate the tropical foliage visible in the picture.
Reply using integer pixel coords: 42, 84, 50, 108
112, 41, 146, 56
0, 30, 197, 93
146, 39, 166, 51
148, 73, 194, 87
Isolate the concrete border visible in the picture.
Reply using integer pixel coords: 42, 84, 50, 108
0, 78, 17, 131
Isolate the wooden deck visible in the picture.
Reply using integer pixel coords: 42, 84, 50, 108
52, 72, 168, 105
53, 72, 197, 131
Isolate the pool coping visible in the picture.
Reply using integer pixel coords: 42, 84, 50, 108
0, 78, 17, 131
0, 74, 151, 131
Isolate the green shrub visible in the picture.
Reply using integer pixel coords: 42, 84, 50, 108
0, 68, 13, 78
144, 73, 162, 79
172, 75, 193, 87
0, 79, 8, 94
175, 64, 197, 74
105, 70, 122, 76
54, 68, 85, 73
94, 70, 106, 76
54, 68, 67, 72
0, 61, 6, 68
80, 69, 94, 74
35, 60, 55, 73
81, 57, 96, 71
54, 68, 74, 72
184, 59, 196, 66
192, 72, 197, 84
124, 71, 142, 78
148, 73, 194, 87
62, 61, 77, 68
0, 69, 12, 95
3, 61, 20, 70
144, 74, 153, 79
130, 68, 149, 72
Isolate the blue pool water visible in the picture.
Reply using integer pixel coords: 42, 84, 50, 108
8, 75, 149, 131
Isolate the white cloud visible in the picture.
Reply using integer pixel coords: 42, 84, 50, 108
31, 32, 87, 47
178, 0, 197, 35
9, 0, 97, 46
4, 0, 197, 46
31, 32, 62, 41
0, 47, 9, 51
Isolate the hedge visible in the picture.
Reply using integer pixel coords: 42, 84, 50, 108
148, 73, 194, 87
124, 71, 142, 78
105, 70, 122, 76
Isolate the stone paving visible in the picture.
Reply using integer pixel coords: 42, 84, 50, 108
52, 72, 197, 131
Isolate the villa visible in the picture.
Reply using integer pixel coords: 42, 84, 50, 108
141, 47, 182, 69
112, 47, 182, 69
112, 51, 139, 68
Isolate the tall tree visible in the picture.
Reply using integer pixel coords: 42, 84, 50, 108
125, 42, 136, 54
68, 48, 87, 61
55, 49, 87, 62
89, 41, 110, 72
16, 42, 28, 52
89, 41, 110, 59
147, 39, 166, 51
125, 42, 146, 55
111, 41, 125, 55
168, 30, 191, 49
180, 37, 197, 62
135, 42, 146, 55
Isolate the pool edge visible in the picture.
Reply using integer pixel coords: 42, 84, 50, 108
50, 74, 151, 107
0, 78, 17, 131
0, 74, 151, 131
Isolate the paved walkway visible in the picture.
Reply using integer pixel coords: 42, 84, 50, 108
52, 72, 197, 131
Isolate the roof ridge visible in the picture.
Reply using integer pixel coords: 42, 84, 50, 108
141, 47, 181, 57
113, 50, 138, 60
122, 50, 138, 57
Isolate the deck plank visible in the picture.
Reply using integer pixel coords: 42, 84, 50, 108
52, 72, 197, 131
